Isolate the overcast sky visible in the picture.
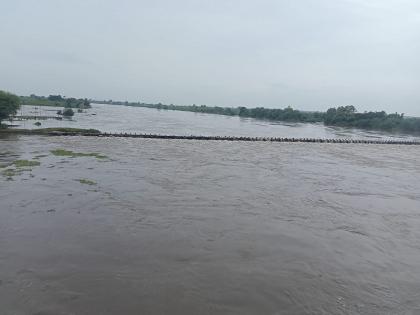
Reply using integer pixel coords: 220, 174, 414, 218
1, 0, 419, 115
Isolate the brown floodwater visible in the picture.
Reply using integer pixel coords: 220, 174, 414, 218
1, 134, 420, 314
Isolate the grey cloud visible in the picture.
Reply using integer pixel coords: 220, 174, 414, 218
0, 0, 419, 115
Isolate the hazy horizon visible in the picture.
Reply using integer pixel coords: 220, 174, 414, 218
1, 0, 419, 115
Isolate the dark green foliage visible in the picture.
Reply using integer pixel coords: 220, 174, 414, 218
48, 95, 64, 101
21, 95, 91, 109
324, 106, 356, 125
64, 97, 91, 109
0, 90, 21, 123
65, 98, 76, 108
119, 101, 420, 134
21, 95, 63, 107
323, 106, 420, 133
62, 108, 74, 117
94, 100, 420, 135
113, 102, 325, 123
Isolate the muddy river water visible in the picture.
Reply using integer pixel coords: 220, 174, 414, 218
1, 134, 420, 314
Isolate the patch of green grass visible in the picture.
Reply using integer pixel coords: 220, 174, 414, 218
13, 160, 41, 168
2, 168, 23, 177
76, 178, 97, 185
1, 159, 40, 179
50, 149, 75, 156
51, 149, 107, 159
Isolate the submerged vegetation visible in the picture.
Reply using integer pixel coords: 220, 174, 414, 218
76, 178, 97, 185
13, 160, 41, 167
51, 149, 108, 159
0, 148, 105, 181
2, 168, 24, 178
1, 159, 41, 179
95, 100, 420, 135
0, 145, 106, 181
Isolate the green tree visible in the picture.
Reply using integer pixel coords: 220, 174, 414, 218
62, 108, 74, 117
0, 90, 21, 124
65, 98, 77, 108
83, 98, 91, 108
48, 95, 63, 101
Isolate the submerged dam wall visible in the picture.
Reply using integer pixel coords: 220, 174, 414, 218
45, 131, 420, 145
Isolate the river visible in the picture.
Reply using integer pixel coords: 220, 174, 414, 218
1, 132, 420, 314
12, 104, 420, 140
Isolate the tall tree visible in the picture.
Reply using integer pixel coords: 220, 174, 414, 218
0, 90, 20, 124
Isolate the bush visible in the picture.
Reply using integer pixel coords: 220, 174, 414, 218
62, 108, 74, 117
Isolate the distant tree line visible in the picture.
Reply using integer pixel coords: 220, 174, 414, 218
21, 94, 91, 109
95, 100, 325, 123
20, 94, 91, 118
93, 100, 420, 134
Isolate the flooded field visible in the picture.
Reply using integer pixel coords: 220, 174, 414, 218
13, 104, 420, 141
1, 134, 420, 314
